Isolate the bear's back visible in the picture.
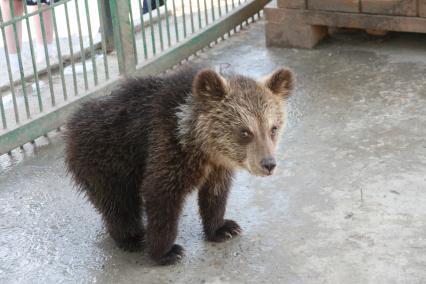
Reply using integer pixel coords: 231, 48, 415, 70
64, 64, 202, 180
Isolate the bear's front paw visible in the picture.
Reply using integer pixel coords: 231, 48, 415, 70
157, 244, 185, 265
207, 219, 242, 242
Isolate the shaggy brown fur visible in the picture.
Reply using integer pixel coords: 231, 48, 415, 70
64, 64, 294, 265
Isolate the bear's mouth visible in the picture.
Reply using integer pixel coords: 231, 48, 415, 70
257, 169, 275, 177
245, 163, 275, 177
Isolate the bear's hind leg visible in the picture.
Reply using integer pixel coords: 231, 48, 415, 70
142, 174, 186, 265
100, 180, 145, 252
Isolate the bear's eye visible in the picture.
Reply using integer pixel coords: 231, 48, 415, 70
271, 126, 278, 137
240, 128, 251, 138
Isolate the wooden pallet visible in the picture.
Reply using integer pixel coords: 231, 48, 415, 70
266, 0, 426, 48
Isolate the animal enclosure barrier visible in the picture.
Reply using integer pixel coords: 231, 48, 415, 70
0, 0, 269, 155
265, 0, 426, 48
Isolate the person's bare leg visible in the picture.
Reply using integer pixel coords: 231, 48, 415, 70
1, 0, 23, 71
33, 4, 55, 62
33, 4, 53, 45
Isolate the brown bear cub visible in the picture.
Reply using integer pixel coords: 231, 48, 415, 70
64, 64, 294, 265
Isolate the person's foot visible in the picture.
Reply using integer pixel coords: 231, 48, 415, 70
8, 53, 21, 74
36, 44, 57, 65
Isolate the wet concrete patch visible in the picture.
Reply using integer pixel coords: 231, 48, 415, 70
1, 21, 426, 283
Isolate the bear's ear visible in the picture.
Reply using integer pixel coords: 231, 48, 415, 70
263, 68, 294, 99
193, 69, 228, 99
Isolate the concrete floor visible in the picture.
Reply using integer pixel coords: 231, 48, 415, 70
1, 20, 426, 284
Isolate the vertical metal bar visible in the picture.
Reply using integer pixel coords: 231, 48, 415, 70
99, 0, 114, 52
147, 0, 156, 55
210, 0, 215, 21
97, 0, 110, 79
155, 0, 164, 50
64, 2, 78, 95
181, 0, 187, 38
163, 0, 172, 47
0, 4, 19, 123
196, 0, 202, 29
172, 0, 179, 42
0, 91, 6, 129
75, 0, 89, 90
218, 0, 224, 40
137, 0, 148, 59
213, 0, 218, 44
203, 0, 208, 25
36, 0, 56, 107
84, 0, 98, 85
51, 5, 68, 101
189, 0, 195, 33
231, 0, 237, 32
251, 0, 255, 23
127, 0, 138, 63
226, 0, 232, 36
110, 0, 136, 74
110, 0, 123, 70
22, 0, 43, 112
239, 0, 246, 28
10, 0, 30, 118
240, 0, 244, 29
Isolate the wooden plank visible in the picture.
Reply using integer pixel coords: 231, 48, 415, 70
277, 0, 306, 9
263, 3, 327, 48
420, 0, 426, 17
366, 29, 389, 35
302, 10, 426, 33
264, 4, 287, 23
266, 20, 327, 48
265, 3, 327, 48
307, 0, 360, 13
361, 0, 417, 16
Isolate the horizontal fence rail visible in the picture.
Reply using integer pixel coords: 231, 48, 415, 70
0, 0, 269, 155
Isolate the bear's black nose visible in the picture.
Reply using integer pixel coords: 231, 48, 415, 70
261, 157, 276, 173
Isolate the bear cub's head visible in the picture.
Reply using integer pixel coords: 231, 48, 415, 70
178, 67, 294, 177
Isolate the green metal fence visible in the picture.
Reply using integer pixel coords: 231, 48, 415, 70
0, 0, 269, 155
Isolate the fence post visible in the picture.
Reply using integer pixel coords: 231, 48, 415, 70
110, 0, 137, 75
99, 0, 115, 52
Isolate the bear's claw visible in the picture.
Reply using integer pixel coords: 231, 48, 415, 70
208, 219, 242, 242
157, 244, 185, 265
